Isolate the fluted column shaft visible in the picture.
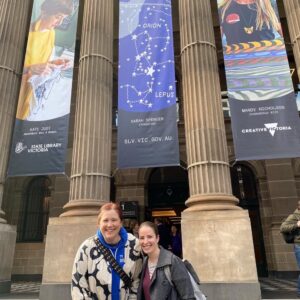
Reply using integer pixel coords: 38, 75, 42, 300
179, 0, 238, 210
283, 0, 300, 80
0, 0, 32, 223
61, 0, 113, 217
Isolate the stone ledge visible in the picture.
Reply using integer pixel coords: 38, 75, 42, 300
201, 282, 261, 300
39, 282, 261, 300
11, 274, 42, 281
39, 283, 71, 300
0, 281, 11, 294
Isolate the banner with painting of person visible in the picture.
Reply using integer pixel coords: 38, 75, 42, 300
8, 0, 79, 176
218, 0, 300, 160
117, 0, 179, 168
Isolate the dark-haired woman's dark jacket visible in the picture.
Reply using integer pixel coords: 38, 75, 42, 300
137, 247, 195, 300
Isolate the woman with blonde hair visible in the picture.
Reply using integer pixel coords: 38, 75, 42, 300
218, 0, 281, 44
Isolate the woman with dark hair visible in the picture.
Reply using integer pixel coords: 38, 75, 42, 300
137, 221, 195, 300
72, 203, 143, 300
16, 0, 73, 120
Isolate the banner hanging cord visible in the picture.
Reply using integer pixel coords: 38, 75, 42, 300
180, 40, 216, 56
187, 160, 229, 170
70, 172, 111, 179
79, 53, 113, 65
0, 65, 20, 75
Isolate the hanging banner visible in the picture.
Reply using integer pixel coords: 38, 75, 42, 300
8, 0, 79, 176
117, 0, 179, 168
217, 0, 300, 160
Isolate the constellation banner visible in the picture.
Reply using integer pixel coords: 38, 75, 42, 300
8, 0, 79, 176
218, 0, 300, 160
117, 0, 179, 168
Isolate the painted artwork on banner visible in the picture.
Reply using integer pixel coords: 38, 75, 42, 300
8, 0, 79, 176
117, 0, 179, 168
218, 0, 300, 160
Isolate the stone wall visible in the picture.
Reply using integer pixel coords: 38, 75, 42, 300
12, 242, 45, 276
260, 160, 299, 275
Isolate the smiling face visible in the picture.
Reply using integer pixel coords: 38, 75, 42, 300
98, 209, 122, 245
138, 224, 160, 255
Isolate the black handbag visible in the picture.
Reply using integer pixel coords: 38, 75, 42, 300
282, 231, 296, 244
93, 237, 132, 289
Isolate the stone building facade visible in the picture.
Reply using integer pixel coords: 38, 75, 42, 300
0, 1, 300, 300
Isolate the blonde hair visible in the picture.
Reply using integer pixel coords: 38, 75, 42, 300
219, 0, 280, 31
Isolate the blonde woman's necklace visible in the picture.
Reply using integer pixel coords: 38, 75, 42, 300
237, 3, 256, 34
244, 25, 254, 35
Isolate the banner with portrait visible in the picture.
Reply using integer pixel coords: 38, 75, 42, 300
217, 0, 300, 160
8, 0, 79, 176
117, 0, 179, 169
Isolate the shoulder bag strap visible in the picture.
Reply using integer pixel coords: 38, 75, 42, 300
93, 237, 132, 289
163, 265, 173, 287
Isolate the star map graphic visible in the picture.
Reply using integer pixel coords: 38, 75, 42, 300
118, 0, 176, 112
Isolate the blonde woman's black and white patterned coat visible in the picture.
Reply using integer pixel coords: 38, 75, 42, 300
72, 233, 143, 300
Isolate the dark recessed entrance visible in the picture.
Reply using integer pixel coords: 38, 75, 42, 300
147, 166, 189, 221
231, 163, 268, 277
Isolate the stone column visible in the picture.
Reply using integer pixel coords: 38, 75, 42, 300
0, 0, 32, 293
178, 1, 260, 299
40, 2, 114, 300
0, 0, 32, 221
61, 1, 114, 217
283, 0, 300, 79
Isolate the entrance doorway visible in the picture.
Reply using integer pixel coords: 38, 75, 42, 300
17, 176, 51, 242
147, 166, 189, 222
230, 163, 268, 277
